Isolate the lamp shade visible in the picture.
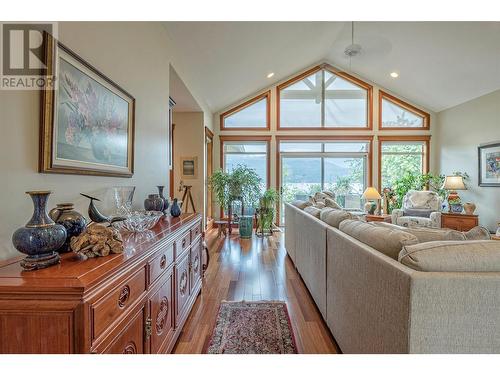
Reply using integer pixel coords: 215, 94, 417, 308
362, 187, 382, 200
442, 175, 467, 190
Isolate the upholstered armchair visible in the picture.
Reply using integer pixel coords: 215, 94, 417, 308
391, 190, 442, 228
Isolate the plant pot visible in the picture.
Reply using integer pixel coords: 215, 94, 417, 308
450, 203, 463, 214
239, 215, 253, 239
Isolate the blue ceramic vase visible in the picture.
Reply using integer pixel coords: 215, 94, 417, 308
170, 198, 181, 217
157, 186, 169, 214
49, 203, 87, 253
12, 191, 67, 271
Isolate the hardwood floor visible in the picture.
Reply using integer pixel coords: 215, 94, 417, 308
173, 229, 340, 354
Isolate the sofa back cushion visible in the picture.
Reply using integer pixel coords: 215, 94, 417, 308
464, 226, 491, 241
320, 208, 352, 228
324, 197, 343, 209
339, 219, 419, 259
374, 222, 466, 242
399, 240, 500, 272
303, 206, 322, 218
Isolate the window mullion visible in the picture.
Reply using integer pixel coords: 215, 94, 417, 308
321, 69, 326, 128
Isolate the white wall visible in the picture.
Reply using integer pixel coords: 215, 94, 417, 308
172, 112, 205, 215
0, 22, 212, 261
436, 89, 500, 232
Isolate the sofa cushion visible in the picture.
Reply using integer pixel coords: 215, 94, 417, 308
303, 206, 322, 218
324, 197, 342, 209
320, 208, 352, 228
464, 226, 491, 241
291, 200, 312, 210
374, 222, 466, 242
313, 202, 326, 209
399, 240, 500, 272
339, 219, 419, 259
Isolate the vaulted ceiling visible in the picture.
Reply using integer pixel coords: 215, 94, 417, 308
164, 22, 500, 113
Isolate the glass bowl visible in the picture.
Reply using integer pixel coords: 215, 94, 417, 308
113, 210, 163, 233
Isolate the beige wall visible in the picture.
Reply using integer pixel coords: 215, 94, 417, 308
0, 22, 212, 261
172, 112, 205, 215
213, 62, 437, 197
435, 89, 500, 232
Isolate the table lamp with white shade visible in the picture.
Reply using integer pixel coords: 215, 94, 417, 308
442, 175, 467, 212
362, 187, 382, 215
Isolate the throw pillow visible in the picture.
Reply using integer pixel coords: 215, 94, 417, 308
339, 219, 419, 259
464, 226, 491, 241
399, 240, 500, 272
324, 197, 342, 209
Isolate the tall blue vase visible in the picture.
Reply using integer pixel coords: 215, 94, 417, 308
170, 198, 181, 217
157, 185, 169, 214
12, 191, 67, 271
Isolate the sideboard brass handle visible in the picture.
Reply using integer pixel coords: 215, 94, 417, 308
160, 254, 167, 269
182, 238, 186, 248
145, 317, 152, 340
118, 285, 130, 308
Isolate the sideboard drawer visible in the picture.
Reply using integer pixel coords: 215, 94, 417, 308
175, 231, 191, 258
190, 221, 202, 241
149, 243, 174, 285
92, 267, 147, 340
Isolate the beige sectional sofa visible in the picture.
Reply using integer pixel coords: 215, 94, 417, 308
284, 202, 500, 353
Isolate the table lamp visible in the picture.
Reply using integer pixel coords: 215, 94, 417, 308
362, 187, 382, 215
442, 175, 467, 212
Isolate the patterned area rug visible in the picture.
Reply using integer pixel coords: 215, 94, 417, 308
206, 300, 297, 354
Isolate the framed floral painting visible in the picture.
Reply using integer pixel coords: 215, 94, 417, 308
40, 32, 135, 177
478, 142, 500, 187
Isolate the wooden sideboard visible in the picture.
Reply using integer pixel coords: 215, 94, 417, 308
441, 213, 479, 232
0, 213, 203, 354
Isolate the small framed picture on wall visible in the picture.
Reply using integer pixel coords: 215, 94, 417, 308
478, 142, 500, 187
181, 157, 198, 179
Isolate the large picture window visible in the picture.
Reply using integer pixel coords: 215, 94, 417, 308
379, 91, 430, 130
277, 65, 372, 129
220, 91, 270, 130
277, 137, 372, 223
379, 136, 430, 190
220, 136, 270, 191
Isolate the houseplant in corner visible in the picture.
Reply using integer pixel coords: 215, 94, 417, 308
256, 188, 280, 237
209, 165, 262, 239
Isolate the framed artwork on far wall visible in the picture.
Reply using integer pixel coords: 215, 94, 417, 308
39, 32, 135, 177
181, 157, 198, 179
478, 142, 500, 187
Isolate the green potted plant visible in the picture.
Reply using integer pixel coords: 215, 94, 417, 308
209, 165, 262, 239
256, 188, 280, 237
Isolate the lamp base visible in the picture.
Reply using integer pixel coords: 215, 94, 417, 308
447, 190, 460, 212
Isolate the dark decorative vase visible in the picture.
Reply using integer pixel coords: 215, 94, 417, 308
144, 194, 164, 211
49, 203, 87, 253
12, 191, 67, 271
157, 185, 169, 214
170, 198, 181, 217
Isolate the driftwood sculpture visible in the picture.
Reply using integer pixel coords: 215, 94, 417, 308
70, 223, 124, 258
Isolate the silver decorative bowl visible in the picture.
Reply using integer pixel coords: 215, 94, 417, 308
113, 210, 163, 233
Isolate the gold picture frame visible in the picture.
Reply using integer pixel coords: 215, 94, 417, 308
39, 32, 135, 177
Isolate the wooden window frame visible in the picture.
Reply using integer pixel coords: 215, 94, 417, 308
378, 90, 430, 130
276, 135, 374, 224
276, 64, 373, 131
219, 91, 271, 131
377, 135, 431, 192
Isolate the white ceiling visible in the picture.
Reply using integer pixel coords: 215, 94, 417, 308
164, 22, 500, 113
169, 65, 202, 112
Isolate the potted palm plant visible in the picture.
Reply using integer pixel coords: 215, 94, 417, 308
209, 165, 262, 239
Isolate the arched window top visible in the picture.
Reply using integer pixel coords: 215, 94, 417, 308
379, 90, 430, 130
220, 91, 270, 131
277, 64, 373, 130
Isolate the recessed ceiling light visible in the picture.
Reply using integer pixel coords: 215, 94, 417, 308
390, 72, 399, 78
267, 72, 274, 78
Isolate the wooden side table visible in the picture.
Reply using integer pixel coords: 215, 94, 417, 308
441, 213, 479, 231
366, 214, 392, 223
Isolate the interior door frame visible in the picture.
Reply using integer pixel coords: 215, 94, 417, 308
205, 127, 214, 228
